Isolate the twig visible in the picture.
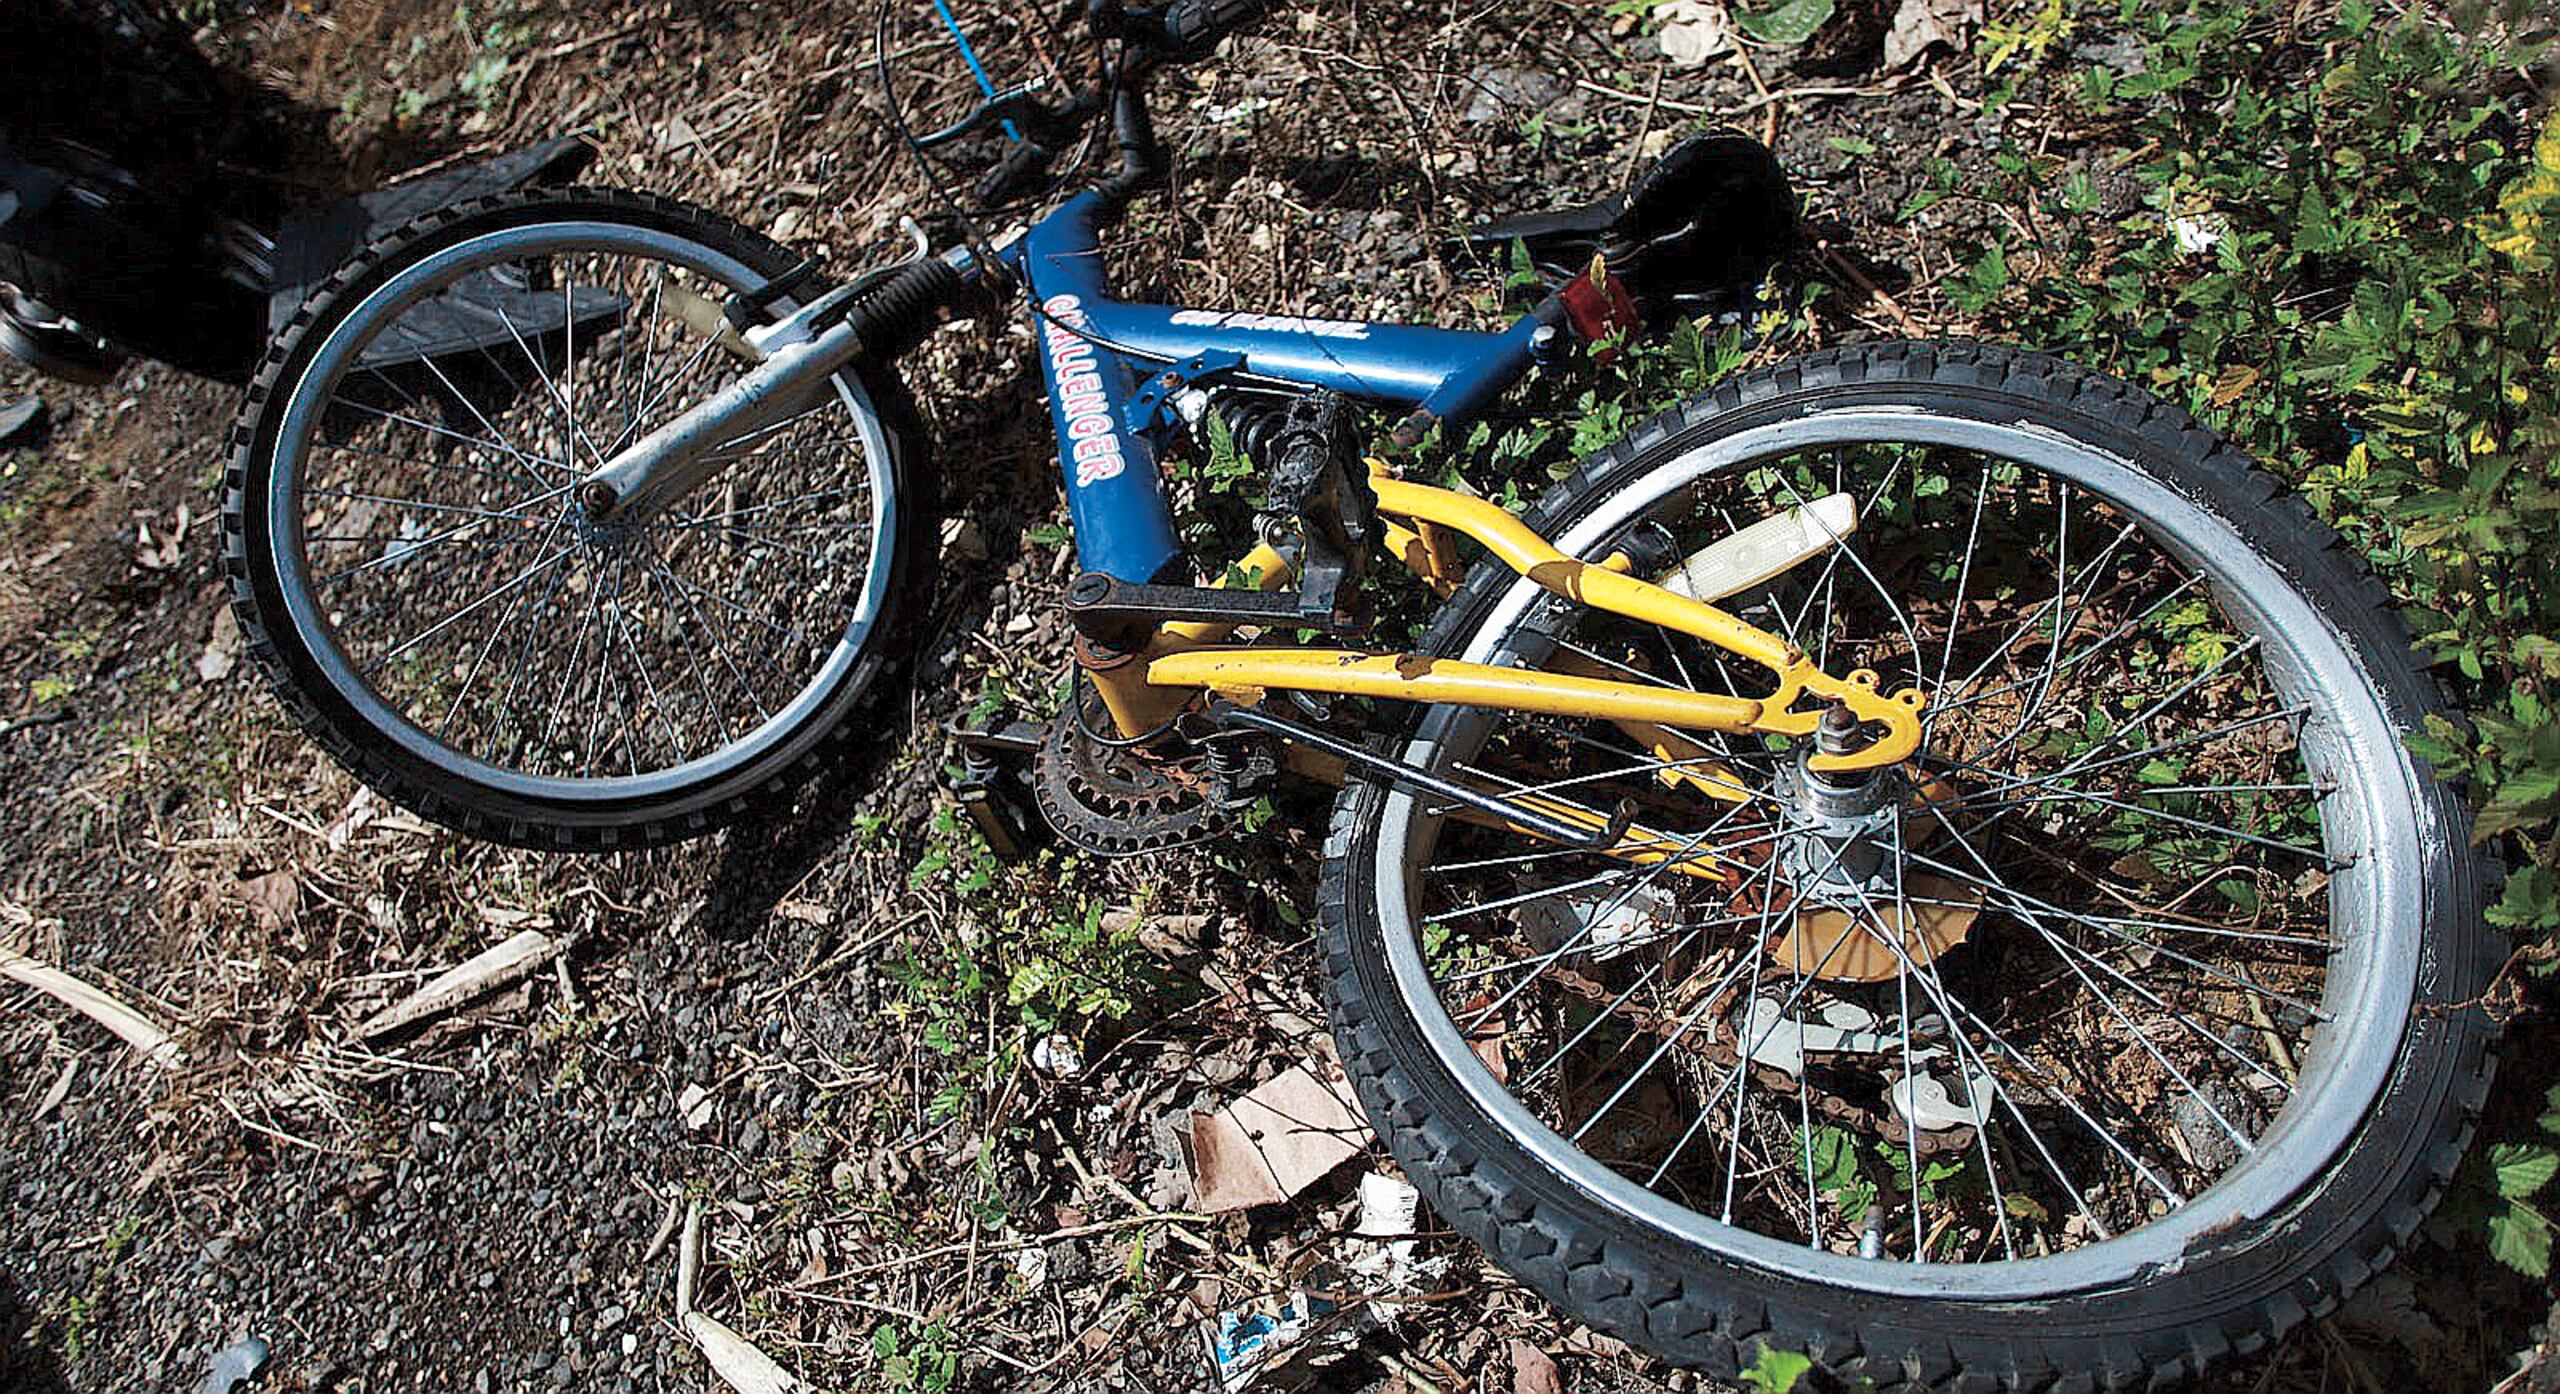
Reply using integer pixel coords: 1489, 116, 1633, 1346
1572, 77, 1889, 119
641, 1192, 684, 1268
1729, 43, 1781, 146
0, 708, 72, 740
217, 1095, 340, 1154
1818, 240, 1934, 337
1373, 1347, 1447, 1394
790, 1210, 1211, 1287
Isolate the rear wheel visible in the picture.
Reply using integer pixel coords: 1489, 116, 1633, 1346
1320, 342, 2495, 1389
224, 189, 931, 848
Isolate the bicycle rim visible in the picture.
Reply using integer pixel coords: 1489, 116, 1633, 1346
260, 219, 902, 805
1361, 406, 2420, 1299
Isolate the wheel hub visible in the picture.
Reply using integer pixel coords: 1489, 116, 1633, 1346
1764, 711, 1981, 982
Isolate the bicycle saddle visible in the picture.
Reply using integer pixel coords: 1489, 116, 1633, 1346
1451, 133, 1797, 319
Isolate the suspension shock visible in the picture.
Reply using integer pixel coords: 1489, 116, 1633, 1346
1181, 389, 1295, 466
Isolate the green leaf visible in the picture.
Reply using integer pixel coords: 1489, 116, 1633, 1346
2297, 184, 2342, 253
2488, 1207, 2554, 1276
1734, 0, 1835, 45
2476, 764, 2560, 841
2488, 864, 2557, 931
2492, 1143, 2560, 1199
1741, 1346, 1816, 1393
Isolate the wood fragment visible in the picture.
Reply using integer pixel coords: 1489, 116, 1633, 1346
677, 1198, 703, 1316
682, 1311, 800, 1394
33, 1056, 76, 1118
355, 930, 561, 1039
0, 947, 181, 1069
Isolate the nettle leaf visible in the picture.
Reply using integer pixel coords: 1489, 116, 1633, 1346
2402, 721, 2475, 777
2488, 1208, 2554, 1277
2475, 764, 2560, 841
1734, 0, 1835, 45
2489, 864, 2559, 932
2491, 1142, 2560, 1198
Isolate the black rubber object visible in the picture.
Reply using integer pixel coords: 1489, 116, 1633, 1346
1160, 0, 1270, 57
1318, 341, 2500, 1391
222, 189, 934, 850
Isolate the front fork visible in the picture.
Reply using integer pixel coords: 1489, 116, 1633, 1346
573, 244, 989, 522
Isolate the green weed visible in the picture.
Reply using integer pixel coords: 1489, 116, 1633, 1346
1950, 0, 2555, 1274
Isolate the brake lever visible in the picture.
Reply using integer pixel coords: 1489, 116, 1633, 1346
913, 80, 1088, 152
972, 140, 1058, 206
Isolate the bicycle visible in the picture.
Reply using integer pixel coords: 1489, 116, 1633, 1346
218, 1, 2498, 1387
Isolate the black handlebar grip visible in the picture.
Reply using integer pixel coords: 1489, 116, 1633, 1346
1160, 0, 1270, 56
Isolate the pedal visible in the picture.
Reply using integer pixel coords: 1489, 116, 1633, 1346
949, 715, 1046, 859
1652, 492, 1858, 602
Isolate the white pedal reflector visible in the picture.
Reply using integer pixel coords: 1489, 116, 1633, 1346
1653, 492, 1858, 602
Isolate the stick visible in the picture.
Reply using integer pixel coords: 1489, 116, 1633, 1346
0, 947, 180, 1069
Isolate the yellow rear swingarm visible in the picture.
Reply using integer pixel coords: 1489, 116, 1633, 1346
1102, 470, 1926, 772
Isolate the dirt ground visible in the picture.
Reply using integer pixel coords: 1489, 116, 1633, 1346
1, 1, 2549, 1391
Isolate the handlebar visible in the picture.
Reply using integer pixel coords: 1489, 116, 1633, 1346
912, 0, 1278, 209
1157, 0, 1271, 57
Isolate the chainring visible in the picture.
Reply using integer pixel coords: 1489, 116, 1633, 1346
1032, 687, 1227, 857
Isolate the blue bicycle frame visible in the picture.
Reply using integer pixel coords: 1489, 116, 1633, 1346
1008, 189, 1558, 584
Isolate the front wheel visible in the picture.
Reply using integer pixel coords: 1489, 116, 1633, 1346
1320, 342, 2495, 1389
223, 189, 932, 849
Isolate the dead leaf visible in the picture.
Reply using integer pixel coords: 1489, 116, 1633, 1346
1655, 0, 1735, 66
196, 605, 241, 683
2210, 364, 2261, 406
1469, 1021, 1511, 1085
679, 1082, 716, 1131
1509, 1339, 1564, 1394
1883, 0, 1979, 67
33, 1056, 76, 1119
1186, 1063, 1372, 1211
237, 870, 299, 932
